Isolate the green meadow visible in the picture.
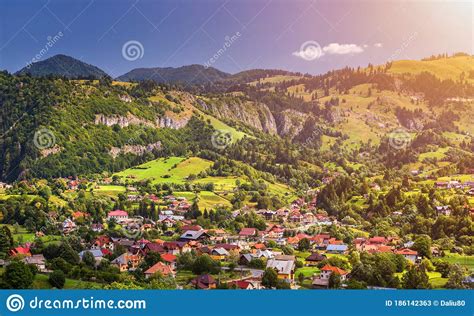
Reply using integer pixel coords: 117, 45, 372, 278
115, 157, 212, 184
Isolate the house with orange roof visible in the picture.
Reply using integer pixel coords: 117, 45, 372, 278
71, 211, 89, 220
111, 252, 142, 272
252, 243, 266, 251
287, 236, 300, 247
312, 264, 348, 288
320, 264, 348, 280
144, 262, 174, 279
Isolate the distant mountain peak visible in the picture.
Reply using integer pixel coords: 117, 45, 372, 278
16, 54, 109, 79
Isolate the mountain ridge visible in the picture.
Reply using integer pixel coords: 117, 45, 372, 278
116, 64, 231, 85
16, 54, 109, 79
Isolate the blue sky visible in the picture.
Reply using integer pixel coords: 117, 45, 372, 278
0, 0, 472, 77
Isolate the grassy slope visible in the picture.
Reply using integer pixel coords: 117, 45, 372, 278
441, 252, 474, 272
112, 155, 293, 209
255, 56, 473, 151
196, 109, 247, 143
174, 191, 232, 209
115, 157, 212, 184
249, 75, 302, 86
387, 56, 474, 83
0, 224, 62, 245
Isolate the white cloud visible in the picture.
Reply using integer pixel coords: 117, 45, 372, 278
322, 43, 364, 55
293, 42, 365, 61
374, 43, 383, 48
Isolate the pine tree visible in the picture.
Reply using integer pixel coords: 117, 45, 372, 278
0, 226, 14, 259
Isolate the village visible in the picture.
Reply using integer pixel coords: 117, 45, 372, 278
3, 175, 473, 290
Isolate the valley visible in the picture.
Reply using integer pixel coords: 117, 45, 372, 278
0, 53, 472, 290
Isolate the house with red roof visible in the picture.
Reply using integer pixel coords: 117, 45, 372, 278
163, 241, 191, 255
368, 236, 387, 245
107, 210, 128, 221
144, 242, 166, 255
228, 280, 257, 290
92, 235, 114, 251
239, 228, 257, 240
395, 248, 418, 263
181, 225, 202, 232
161, 253, 177, 270
9, 246, 31, 257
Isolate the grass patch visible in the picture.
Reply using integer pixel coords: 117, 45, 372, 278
440, 252, 474, 272
115, 157, 212, 184
296, 266, 320, 278
32, 273, 101, 289
174, 191, 232, 209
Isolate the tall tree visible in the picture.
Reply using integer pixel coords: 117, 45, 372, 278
262, 268, 278, 289
402, 265, 431, 289
0, 226, 14, 259
445, 264, 467, 289
3, 261, 34, 289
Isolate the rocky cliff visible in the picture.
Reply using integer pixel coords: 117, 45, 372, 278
195, 98, 278, 135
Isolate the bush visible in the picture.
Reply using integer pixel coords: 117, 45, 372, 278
248, 258, 265, 269
49, 270, 66, 289
3, 261, 34, 289
191, 255, 220, 275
